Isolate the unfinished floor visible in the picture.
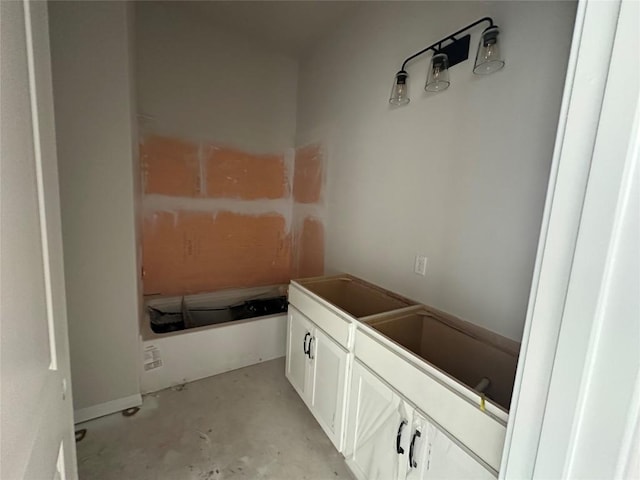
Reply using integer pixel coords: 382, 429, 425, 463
76, 358, 352, 480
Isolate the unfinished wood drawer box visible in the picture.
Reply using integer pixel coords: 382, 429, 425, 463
364, 307, 519, 411
289, 275, 416, 348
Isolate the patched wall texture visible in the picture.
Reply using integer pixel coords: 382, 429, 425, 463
141, 135, 325, 296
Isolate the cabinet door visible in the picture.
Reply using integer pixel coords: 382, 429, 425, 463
286, 306, 314, 401
408, 418, 496, 480
309, 327, 349, 451
405, 413, 428, 480
345, 360, 410, 480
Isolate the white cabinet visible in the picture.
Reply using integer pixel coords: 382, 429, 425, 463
346, 361, 496, 480
406, 416, 496, 480
404, 413, 427, 480
354, 328, 506, 471
286, 306, 314, 399
309, 327, 349, 450
344, 361, 412, 480
287, 277, 508, 479
286, 306, 349, 451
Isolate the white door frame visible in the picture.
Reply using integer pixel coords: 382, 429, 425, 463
501, 0, 639, 477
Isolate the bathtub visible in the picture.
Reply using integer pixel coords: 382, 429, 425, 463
140, 285, 288, 393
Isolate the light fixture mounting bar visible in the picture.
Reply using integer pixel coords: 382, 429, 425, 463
438, 34, 471, 69
400, 17, 494, 71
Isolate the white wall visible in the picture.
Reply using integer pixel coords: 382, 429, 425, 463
49, 1, 141, 418
296, 1, 576, 341
135, 1, 298, 153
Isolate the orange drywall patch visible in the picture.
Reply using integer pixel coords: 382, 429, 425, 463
293, 144, 323, 204
143, 211, 291, 296
205, 146, 286, 200
141, 135, 200, 197
296, 217, 324, 279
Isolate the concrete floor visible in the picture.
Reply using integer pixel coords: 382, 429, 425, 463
76, 358, 353, 480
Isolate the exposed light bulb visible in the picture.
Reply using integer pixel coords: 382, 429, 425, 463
389, 70, 410, 105
473, 26, 505, 75
425, 53, 450, 92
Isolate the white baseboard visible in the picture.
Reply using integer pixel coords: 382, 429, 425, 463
74, 393, 142, 424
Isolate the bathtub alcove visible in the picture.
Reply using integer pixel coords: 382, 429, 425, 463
140, 285, 288, 394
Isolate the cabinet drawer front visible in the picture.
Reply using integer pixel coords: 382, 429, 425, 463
289, 284, 351, 348
355, 329, 506, 472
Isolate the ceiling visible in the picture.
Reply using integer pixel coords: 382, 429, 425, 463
184, 1, 363, 58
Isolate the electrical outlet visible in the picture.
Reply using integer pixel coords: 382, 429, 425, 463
414, 255, 428, 276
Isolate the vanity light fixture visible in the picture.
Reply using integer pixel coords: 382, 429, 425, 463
389, 17, 504, 105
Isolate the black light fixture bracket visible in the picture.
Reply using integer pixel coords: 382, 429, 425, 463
399, 17, 494, 71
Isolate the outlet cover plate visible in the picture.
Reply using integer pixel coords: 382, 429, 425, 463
414, 255, 428, 276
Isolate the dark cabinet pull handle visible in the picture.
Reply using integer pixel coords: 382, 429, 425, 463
396, 420, 407, 454
303, 332, 310, 356
409, 429, 421, 468
308, 336, 314, 359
